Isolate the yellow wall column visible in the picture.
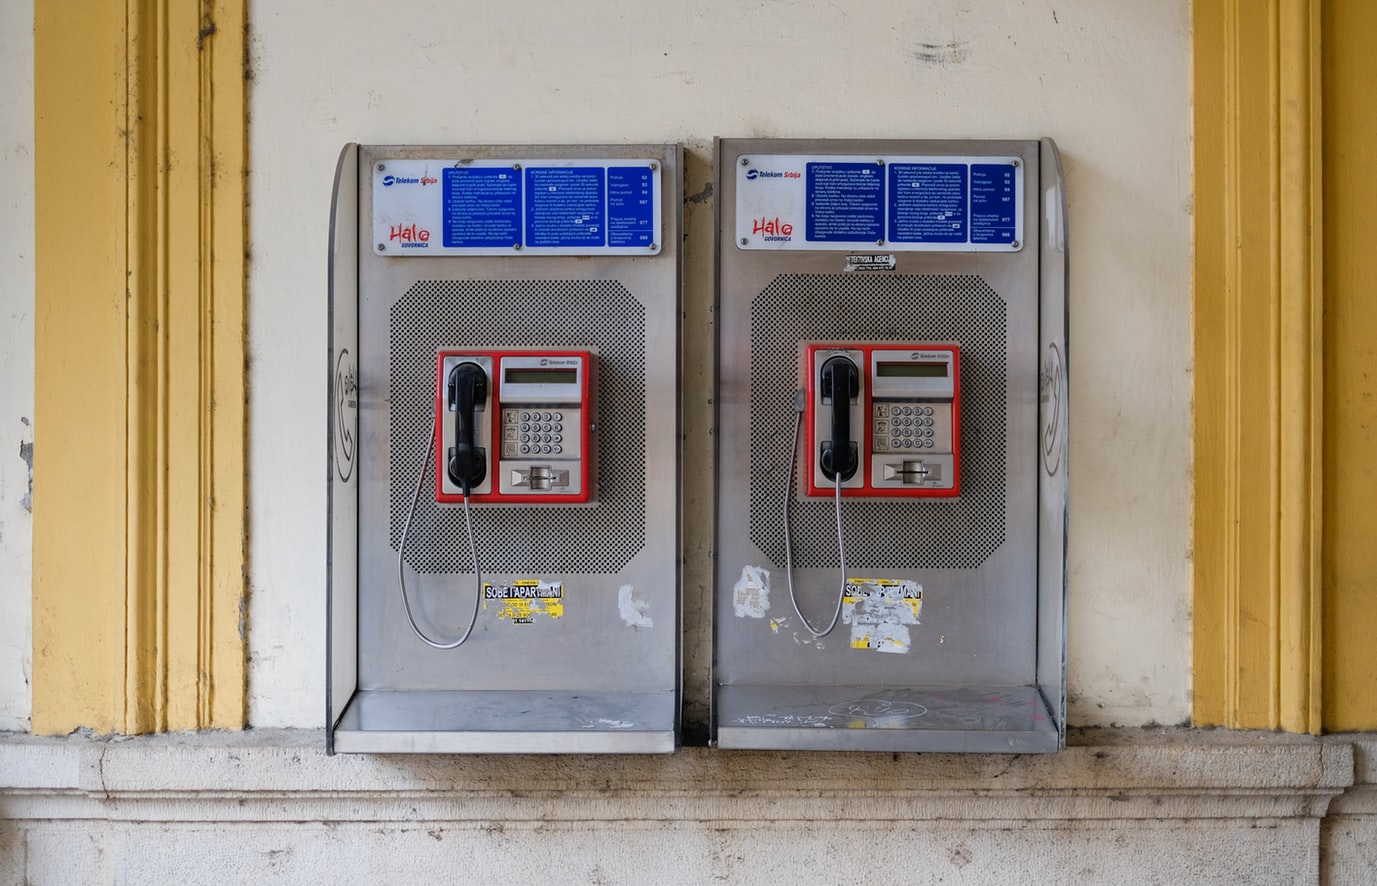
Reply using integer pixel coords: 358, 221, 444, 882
33, 0, 247, 733
1193, 0, 1324, 732
1321, 0, 1377, 730
1196, 0, 1377, 732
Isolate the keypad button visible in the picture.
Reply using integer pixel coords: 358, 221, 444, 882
520, 444, 530, 454
552, 444, 563, 454
553, 412, 563, 421
520, 433, 530, 443
553, 433, 562, 443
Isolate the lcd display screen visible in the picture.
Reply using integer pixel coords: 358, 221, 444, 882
504, 367, 578, 385
876, 361, 948, 378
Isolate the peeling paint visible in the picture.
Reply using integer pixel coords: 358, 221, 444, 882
19, 440, 33, 512
582, 718, 634, 729
617, 584, 652, 628
843, 579, 922, 653
732, 565, 770, 618
685, 182, 713, 205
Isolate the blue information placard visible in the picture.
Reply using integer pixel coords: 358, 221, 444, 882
969, 164, 1018, 244
376, 157, 663, 255
525, 167, 605, 248
442, 167, 522, 248
805, 162, 884, 242
888, 163, 967, 244
607, 167, 655, 247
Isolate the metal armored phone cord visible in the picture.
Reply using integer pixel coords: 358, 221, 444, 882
781, 401, 849, 638
396, 421, 483, 649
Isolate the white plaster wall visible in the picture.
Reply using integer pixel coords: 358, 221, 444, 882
0, 0, 35, 732
247, 0, 1192, 728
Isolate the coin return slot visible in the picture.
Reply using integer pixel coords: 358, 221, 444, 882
510, 465, 572, 491
882, 460, 942, 484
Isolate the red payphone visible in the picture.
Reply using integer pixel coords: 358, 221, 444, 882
803, 343, 960, 498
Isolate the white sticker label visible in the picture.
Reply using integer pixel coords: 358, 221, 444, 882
733, 565, 772, 618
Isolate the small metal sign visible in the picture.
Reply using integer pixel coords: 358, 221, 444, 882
373, 158, 661, 256
735, 154, 1023, 252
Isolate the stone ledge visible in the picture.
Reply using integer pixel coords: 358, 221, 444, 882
0, 727, 1355, 825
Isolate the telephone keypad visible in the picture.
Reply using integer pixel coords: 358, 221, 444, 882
503, 408, 570, 459
874, 403, 950, 454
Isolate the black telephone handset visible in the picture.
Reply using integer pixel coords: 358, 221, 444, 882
819, 355, 859, 482
447, 362, 489, 495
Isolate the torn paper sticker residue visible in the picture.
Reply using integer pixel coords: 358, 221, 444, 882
733, 565, 771, 618
618, 584, 653, 628
843, 579, 923, 653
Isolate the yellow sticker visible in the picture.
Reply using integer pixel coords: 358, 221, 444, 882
842, 578, 923, 653
483, 580, 564, 624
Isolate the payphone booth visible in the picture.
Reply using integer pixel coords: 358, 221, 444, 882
713, 138, 1067, 752
328, 144, 682, 753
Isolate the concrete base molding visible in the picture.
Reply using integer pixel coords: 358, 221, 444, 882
0, 729, 1367, 884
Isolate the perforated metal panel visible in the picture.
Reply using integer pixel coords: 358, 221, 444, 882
748, 273, 1007, 570
713, 137, 1066, 754
328, 143, 682, 754
388, 279, 647, 575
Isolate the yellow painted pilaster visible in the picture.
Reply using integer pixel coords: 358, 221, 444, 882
1193, 0, 1323, 732
33, 0, 246, 734
1322, 0, 1377, 730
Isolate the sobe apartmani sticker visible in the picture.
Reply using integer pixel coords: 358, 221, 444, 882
843, 578, 924, 653
484, 580, 564, 624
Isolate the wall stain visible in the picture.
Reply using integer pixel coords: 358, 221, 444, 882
913, 41, 970, 66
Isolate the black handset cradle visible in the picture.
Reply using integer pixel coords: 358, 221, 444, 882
447, 361, 488, 494
819, 355, 859, 482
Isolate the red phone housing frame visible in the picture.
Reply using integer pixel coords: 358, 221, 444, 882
434, 348, 593, 505
802, 342, 961, 499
